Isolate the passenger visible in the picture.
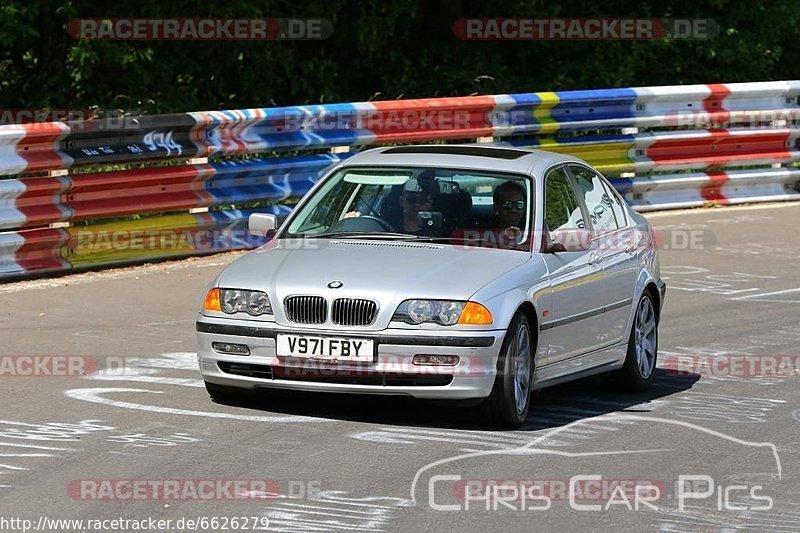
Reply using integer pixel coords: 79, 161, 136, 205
492, 180, 527, 239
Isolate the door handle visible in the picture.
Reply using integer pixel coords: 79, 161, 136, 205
588, 252, 603, 266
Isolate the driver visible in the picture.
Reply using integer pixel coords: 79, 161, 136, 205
344, 176, 438, 234
397, 177, 435, 233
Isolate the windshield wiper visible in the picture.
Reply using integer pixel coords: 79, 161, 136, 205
304, 231, 425, 240
388, 235, 529, 248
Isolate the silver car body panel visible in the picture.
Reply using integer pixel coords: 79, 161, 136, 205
197, 145, 664, 399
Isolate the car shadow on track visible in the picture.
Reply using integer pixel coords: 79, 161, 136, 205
209, 369, 701, 431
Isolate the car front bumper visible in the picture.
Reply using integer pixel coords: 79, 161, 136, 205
196, 316, 505, 399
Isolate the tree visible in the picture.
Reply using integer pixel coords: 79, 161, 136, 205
1, 0, 798, 115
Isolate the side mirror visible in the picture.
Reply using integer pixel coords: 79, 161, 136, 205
544, 228, 592, 253
249, 213, 277, 237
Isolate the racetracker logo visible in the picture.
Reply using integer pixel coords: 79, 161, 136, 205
453, 18, 718, 40
69, 229, 270, 253
281, 109, 477, 132
67, 18, 333, 40
665, 109, 800, 129
662, 354, 800, 378
273, 355, 490, 377
454, 478, 666, 503
449, 228, 712, 252
0, 109, 163, 131
0, 109, 92, 125
68, 479, 280, 500
0, 356, 96, 377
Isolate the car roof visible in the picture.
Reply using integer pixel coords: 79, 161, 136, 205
339, 144, 582, 177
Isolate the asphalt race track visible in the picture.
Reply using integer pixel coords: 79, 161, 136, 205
1, 202, 799, 532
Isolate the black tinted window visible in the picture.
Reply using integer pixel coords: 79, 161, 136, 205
545, 167, 583, 230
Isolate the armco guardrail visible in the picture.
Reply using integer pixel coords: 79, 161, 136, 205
2, 80, 800, 280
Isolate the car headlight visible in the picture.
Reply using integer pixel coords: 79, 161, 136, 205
408, 300, 437, 323
209, 288, 273, 316
247, 291, 271, 315
392, 300, 493, 326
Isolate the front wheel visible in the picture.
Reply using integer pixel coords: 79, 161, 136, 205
617, 293, 659, 391
481, 312, 534, 428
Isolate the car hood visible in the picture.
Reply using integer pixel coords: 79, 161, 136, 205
216, 238, 531, 328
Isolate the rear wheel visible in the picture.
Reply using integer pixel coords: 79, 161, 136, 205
618, 293, 658, 391
482, 312, 533, 428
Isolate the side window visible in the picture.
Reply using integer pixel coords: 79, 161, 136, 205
544, 167, 584, 230
569, 165, 619, 232
599, 179, 628, 228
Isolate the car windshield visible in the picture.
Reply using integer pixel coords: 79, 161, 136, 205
282, 166, 533, 250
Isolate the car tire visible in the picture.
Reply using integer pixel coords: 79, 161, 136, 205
204, 381, 254, 402
482, 312, 534, 428
618, 293, 659, 391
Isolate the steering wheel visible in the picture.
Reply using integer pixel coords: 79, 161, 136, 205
355, 215, 395, 232
327, 215, 395, 233
502, 226, 524, 247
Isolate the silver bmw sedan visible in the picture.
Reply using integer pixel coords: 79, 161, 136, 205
196, 144, 666, 428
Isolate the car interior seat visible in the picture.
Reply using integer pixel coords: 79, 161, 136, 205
378, 185, 404, 231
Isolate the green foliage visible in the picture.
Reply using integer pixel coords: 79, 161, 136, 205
0, 0, 798, 113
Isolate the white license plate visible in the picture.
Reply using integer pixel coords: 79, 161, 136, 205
276, 334, 374, 361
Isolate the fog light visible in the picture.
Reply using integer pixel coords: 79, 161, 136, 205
413, 354, 459, 366
212, 342, 251, 356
